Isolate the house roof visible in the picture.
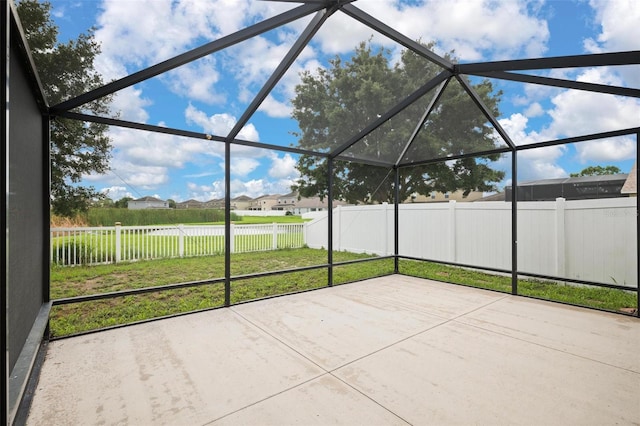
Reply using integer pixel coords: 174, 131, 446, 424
232, 195, 252, 202
294, 197, 348, 209
253, 194, 281, 200
477, 192, 505, 201
621, 161, 637, 194
133, 196, 165, 202
519, 174, 628, 186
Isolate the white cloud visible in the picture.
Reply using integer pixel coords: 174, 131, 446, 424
185, 104, 260, 141
584, 0, 640, 87
268, 153, 299, 179
505, 68, 640, 149
185, 176, 295, 201
499, 113, 546, 145
109, 87, 151, 123
110, 126, 221, 168
165, 56, 225, 105
352, 0, 550, 61
518, 150, 568, 181
100, 186, 133, 201
547, 74, 640, 139
524, 102, 544, 118
498, 113, 567, 181
86, 160, 170, 191
258, 95, 292, 118
230, 157, 260, 177
575, 137, 636, 164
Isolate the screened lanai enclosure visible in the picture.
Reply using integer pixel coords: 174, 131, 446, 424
3, 0, 639, 424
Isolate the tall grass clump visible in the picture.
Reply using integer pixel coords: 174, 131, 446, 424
88, 208, 238, 226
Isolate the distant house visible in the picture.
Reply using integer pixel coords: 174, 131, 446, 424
292, 197, 348, 215
202, 198, 224, 209
176, 199, 204, 209
273, 192, 298, 212
505, 173, 629, 201
405, 190, 484, 203
621, 160, 637, 196
128, 196, 169, 210
231, 195, 252, 210
249, 194, 280, 211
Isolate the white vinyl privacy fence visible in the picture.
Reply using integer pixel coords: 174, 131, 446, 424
305, 198, 637, 288
51, 223, 305, 266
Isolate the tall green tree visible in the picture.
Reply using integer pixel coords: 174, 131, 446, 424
570, 165, 621, 177
291, 42, 505, 203
17, 0, 112, 217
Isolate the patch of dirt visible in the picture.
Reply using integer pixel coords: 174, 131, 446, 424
50, 214, 88, 227
619, 307, 638, 315
436, 271, 450, 277
80, 273, 130, 292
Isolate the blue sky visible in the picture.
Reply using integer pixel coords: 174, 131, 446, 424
44, 0, 639, 202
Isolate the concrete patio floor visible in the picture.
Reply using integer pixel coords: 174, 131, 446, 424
27, 275, 639, 425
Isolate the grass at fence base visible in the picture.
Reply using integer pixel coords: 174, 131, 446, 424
231, 258, 396, 304
398, 259, 636, 313
49, 251, 637, 337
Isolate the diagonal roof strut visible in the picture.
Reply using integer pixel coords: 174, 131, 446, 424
331, 70, 452, 159
469, 70, 640, 98
340, 3, 454, 71
395, 79, 450, 166
51, 2, 325, 112
227, 5, 340, 141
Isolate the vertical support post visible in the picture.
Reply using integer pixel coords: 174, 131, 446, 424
178, 224, 184, 257
42, 113, 50, 303
115, 222, 122, 263
272, 222, 278, 250
334, 205, 341, 252
635, 132, 640, 318
224, 141, 231, 306
555, 198, 566, 278
382, 202, 389, 255
229, 223, 235, 253
394, 167, 399, 273
303, 222, 307, 248
2, 2, 10, 422
448, 200, 457, 262
327, 157, 334, 287
511, 152, 518, 295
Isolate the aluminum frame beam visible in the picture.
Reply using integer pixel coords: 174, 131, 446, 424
51, 2, 325, 112
341, 3, 454, 71
471, 70, 640, 98
53, 110, 329, 158
456, 75, 516, 150
395, 79, 450, 166
228, 6, 338, 140
458, 50, 640, 73
330, 70, 452, 158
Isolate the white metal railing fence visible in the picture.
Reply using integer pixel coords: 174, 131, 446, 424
51, 223, 306, 266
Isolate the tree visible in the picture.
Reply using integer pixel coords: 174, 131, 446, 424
291, 41, 505, 203
114, 197, 133, 209
17, 0, 112, 217
570, 165, 621, 177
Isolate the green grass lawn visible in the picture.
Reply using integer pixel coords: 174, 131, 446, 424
49, 249, 637, 338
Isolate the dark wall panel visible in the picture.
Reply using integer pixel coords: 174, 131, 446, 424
8, 42, 45, 373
